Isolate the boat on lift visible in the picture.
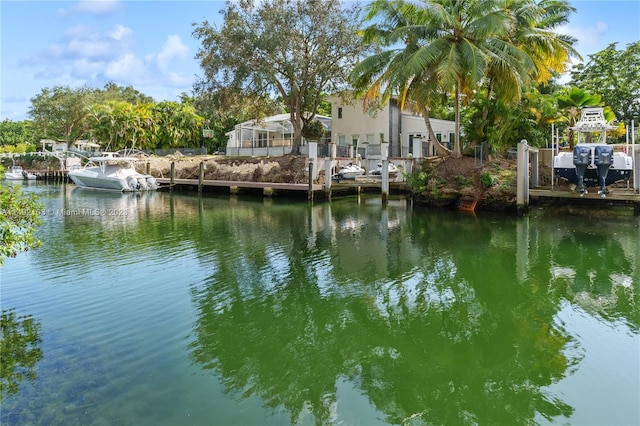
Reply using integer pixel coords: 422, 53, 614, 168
333, 162, 366, 181
4, 165, 37, 180
553, 107, 633, 198
68, 152, 158, 192
369, 162, 399, 178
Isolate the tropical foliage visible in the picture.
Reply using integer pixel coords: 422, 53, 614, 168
350, 0, 579, 157
87, 100, 205, 151
570, 41, 640, 124
0, 120, 38, 153
0, 177, 42, 266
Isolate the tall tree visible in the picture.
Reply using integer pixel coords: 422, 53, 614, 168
352, 0, 536, 158
28, 83, 154, 146
192, 0, 366, 154
471, 0, 578, 148
0, 120, 37, 149
28, 86, 91, 145
570, 42, 640, 124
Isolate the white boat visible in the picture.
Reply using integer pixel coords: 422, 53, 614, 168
4, 165, 37, 180
369, 162, 399, 178
333, 163, 366, 181
68, 152, 158, 192
553, 107, 633, 197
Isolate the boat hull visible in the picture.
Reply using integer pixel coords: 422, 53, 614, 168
69, 164, 158, 192
554, 166, 631, 187
553, 146, 633, 187
4, 167, 36, 180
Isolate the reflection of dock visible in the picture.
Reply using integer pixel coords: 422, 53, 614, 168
156, 177, 323, 197
155, 177, 410, 198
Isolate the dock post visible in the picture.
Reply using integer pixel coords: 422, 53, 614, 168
170, 161, 175, 191
516, 139, 529, 215
308, 160, 314, 201
381, 142, 389, 205
325, 143, 335, 201
146, 162, 151, 175
198, 161, 204, 193
308, 142, 317, 202
381, 158, 389, 205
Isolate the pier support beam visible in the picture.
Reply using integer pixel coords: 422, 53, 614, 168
516, 140, 529, 215
381, 142, 389, 205
170, 161, 175, 191
381, 158, 389, 205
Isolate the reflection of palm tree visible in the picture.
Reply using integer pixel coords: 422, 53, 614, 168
187, 203, 578, 424
1, 309, 43, 400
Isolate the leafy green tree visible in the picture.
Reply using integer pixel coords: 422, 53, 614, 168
0, 174, 42, 265
28, 83, 154, 147
192, 0, 366, 154
96, 81, 154, 105
0, 120, 36, 148
471, 0, 578, 148
352, 0, 537, 158
153, 101, 205, 149
349, 0, 448, 155
570, 42, 640, 123
28, 86, 91, 145
555, 87, 603, 147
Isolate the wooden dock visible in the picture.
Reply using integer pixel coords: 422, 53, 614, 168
530, 187, 639, 201
529, 186, 640, 214
155, 177, 410, 199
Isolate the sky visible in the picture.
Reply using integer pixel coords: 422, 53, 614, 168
1, 0, 639, 122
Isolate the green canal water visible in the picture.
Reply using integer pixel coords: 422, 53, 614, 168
1, 183, 638, 425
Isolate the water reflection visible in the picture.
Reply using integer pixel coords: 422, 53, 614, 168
186, 199, 639, 424
0, 309, 43, 400
10, 185, 638, 424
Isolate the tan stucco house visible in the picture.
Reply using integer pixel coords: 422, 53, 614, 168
329, 96, 456, 158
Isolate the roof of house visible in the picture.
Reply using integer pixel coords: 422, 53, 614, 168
230, 113, 332, 133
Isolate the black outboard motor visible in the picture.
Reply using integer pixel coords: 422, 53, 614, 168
573, 146, 591, 196
594, 145, 613, 198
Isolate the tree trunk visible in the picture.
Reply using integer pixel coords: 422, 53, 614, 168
453, 84, 461, 158
290, 111, 302, 155
419, 104, 451, 157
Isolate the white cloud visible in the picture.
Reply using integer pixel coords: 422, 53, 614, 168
558, 21, 610, 56
108, 24, 133, 42
155, 35, 190, 70
105, 53, 147, 82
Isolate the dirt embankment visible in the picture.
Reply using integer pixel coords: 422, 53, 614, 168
141, 153, 522, 211
412, 156, 519, 212
140, 154, 311, 184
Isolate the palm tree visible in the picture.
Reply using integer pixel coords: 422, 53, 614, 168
352, 0, 536, 157
556, 87, 602, 147
472, 0, 579, 147
350, 1, 442, 154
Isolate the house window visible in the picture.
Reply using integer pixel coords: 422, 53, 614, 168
449, 132, 456, 143
338, 107, 343, 119
436, 133, 442, 142
352, 135, 359, 146
338, 135, 346, 145
366, 134, 374, 143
